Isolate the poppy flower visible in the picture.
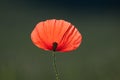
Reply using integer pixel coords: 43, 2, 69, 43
31, 19, 82, 52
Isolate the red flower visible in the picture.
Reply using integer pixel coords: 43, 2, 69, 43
31, 19, 82, 52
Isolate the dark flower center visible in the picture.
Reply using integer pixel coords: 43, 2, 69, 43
52, 42, 58, 51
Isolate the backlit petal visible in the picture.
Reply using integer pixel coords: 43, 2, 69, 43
31, 19, 82, 52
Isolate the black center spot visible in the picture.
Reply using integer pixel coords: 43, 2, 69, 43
52, 42, 58, 51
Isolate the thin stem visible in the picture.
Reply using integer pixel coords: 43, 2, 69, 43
52, 52, 60, 80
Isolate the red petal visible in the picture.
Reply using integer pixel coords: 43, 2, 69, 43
57, 25, 82, 52
31, 19, 82, 52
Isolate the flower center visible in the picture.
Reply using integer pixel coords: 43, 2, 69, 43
52, 42, 58, 51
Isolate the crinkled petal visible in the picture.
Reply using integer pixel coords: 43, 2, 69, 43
31, 19, 82, 52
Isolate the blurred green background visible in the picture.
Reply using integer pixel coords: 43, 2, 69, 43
0, 0, 120, 80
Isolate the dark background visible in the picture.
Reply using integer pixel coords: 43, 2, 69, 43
0, 0, 120, 80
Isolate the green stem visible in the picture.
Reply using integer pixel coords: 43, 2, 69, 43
52, 52, 60, 80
